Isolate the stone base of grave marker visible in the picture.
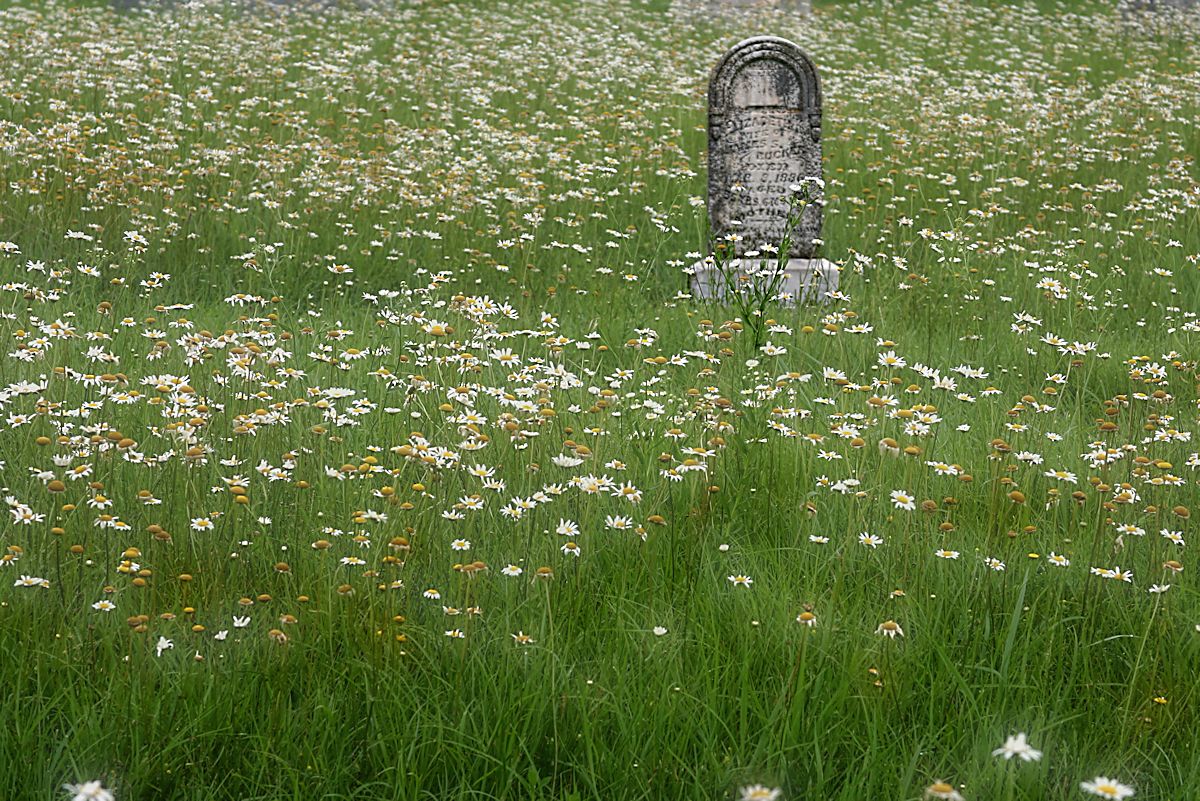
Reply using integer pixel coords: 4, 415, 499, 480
690, 258, 838, 304
674, 0, 813, 16
1118, 0, 1199, 10
704, 0, 812, 10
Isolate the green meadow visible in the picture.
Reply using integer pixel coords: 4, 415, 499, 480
1, 0, 1198, 798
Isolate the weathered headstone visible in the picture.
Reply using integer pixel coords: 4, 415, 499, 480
692, 36, 836, 303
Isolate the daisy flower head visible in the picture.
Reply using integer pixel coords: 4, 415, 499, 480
992, 732, 1042, 762
728, 574, 753, 588
924, 782, 964, 801
1044, 468, 1077, 483
62, 780, 115, 801
890, 489, 916, 511
738, 785, 781, 801
875, 619, 904, 638
605, 514, 634, 531
1080, 776, 1134, 800
1090, 566, 1133, 583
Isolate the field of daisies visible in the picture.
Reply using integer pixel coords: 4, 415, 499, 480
2, 0, 1199, 798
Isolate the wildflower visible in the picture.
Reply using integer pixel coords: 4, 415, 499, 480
738, 786, 781, 801
727, 574, 753, 588
992, 732, 1042, 762
10, 506, 45, 525
62, 781, 115, 801
1160, 529, 1185, 547
1090, 566, 1133, 583
924, 782, 964, 801
890, 490, 916, 511
1079, 777, 1134, 800
501, 564, 523, 577
875, 620, 904, 638
1048, 553, 1070, 567
91, 600, 116, 612
611, 482, 642, 504
444, 629, 465, 639
934, 549, 960, 560
796, 609, 817, 627
155, 636, 173, 657
858, 532, 884, 549
512, 631, 534, 645
652, 626, 668, 636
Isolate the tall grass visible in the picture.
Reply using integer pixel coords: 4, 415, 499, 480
1, 0, 1198, 799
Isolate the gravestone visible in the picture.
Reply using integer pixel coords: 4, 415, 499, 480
692, 36, 837, 304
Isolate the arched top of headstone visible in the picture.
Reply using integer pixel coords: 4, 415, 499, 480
709, 36, 821, 141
